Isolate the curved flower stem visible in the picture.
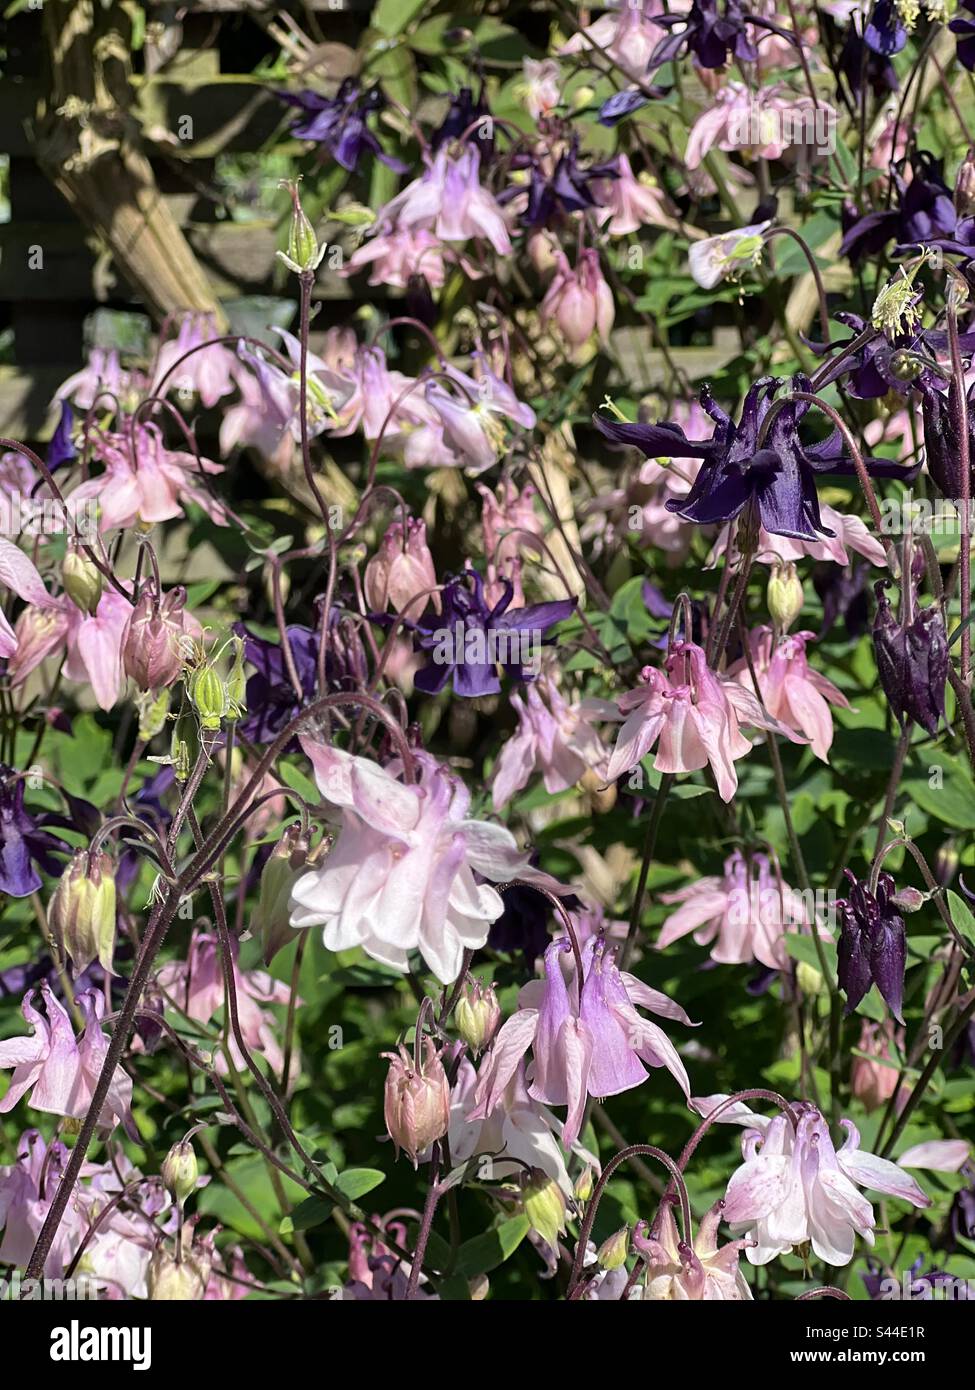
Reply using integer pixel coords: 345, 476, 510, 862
762, 226, 830, 343
406, 1141, 442, 1300
796, 1286, 852, 1300
620, 772, 674, 972
871, 835, 971, 958
567, 1143, 692, 1295
674, 1089, 799, 1182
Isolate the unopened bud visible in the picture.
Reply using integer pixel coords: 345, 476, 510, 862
147, 1241, 210, 1300
454, 977, 501, 1055
188, 664, 227, 730
171, 699, 200, 782
796, 960, 824, 997
62, 548, 102, 616
123, 584, 190, 692
521, 1168, 567, 1251
574, 1166, 595, 1204
278, 180, 325, 275
382, 1036, 450, 1166
48, 849, 117, 975
161, 1139, 199, 1206
767, 560, 804, 633
225, 636, 247, 723
891, 885, 926, 913
935, 838, 959, 887
596, 1226, 630, 1270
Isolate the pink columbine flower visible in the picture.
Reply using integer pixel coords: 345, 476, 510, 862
364, 517, 440, 616
68, 422, 226, 530
686, 84, 835, 169
693, 1095, 930, 1266
492, 674, 610, 810
850, 1019, 907, 1114
689, 221, 771, 290
520, 58, 562, 120
376, 145, 511, 255
477, 478, 544, 606
344, 227, 447, 291
727, 626, 851, 762
559, 0, 679, 80
289, 742, 540, 984
594, 153, 675, 236
0, 1130, 85, 1277
540, 249, 615, 349
0, 536, 55, 658
0, 983, 133, 1134
152, 313, 240, 408
659, 848, 813, 970
10, 585, 132, 711
470, 937, 693, 1148
424, 357, 536, 475
603, 640, 804, 801
636, 1199, 753, 1300
55, 348, 147, 411
156, 930, 295, 1081
711, 503, 887, 569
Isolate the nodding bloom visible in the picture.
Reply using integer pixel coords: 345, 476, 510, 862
594, 153, 675, 236
364, 518, 439, 617
864, 0, 907, 55
840, 151, 971, 262
55, 348, 147, 412
658, 848, 814, 970
635, 1200, 753, 1300
522, 138, 618, 228
0, 768, 69, 898
872, 578, 948, 736
710, 503, 886, 569
951, 0, 975, 69
335, 1217, 437, 1300
408, 568, 575, 699
10, 585, 133, 712
602, 640, 804, 802
836, 869, 907, 1023
68, 422, 226, 531
376, 144, 511, 255
477, 478, 544, 607
0, 982, 133, 1134
594, 376, 915, 541
424, 357, 537, 475
921, 378, 975, 499
850, 1019, 907, 1114
152, 313, 240, 408
344, 227, 446, 292
560, 0, 676, 79
0, 535, 54, 658
727, 626, 851, 762
432, 85, 494, 152
277, 79, 407, 173
156, 930, 296, 1081
469, 936, 694, 1148
520, 58, 562, 121
685, 84, 835, 169
693, 1095, 930, 1266
289, 742, 543, 984
648, 0, 797, 71
688, 221, 769, 290
382, 1036, 450, 1165
540, 249, 615, 349
0, 1130, 81, 1277
491, 673, 610, 810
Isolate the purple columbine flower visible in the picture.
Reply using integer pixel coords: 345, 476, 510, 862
805, 312, 975, 400
837, 869, 907, 1023
594, 376, 915, 542
873, 579, 948, 737
235, 611, 368, 742
840, 153, 971, 263
409, 569, 575, 698
648, 0, 795, 72
864, 0, 907, 55
277, 79, 407, 174
0, 768, 70, 898
519, 136, 618, 228
920, 380, 975, 498
47, 402, 76, 470
950, 0, 975, 70
432, 85, 494, 156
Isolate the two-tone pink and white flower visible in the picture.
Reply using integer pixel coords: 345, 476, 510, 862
727, 626, 851, 762
492, 674, 610, 809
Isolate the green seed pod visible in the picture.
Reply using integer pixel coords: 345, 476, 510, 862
62, 548, 103, 616
171, 699, 201, 782
189, 664, 227, 730
48, 849, 117, 975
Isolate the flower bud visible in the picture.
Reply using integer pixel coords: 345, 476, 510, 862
596, 1226, 630, 1271
364, 518, 438, 616
171, 699, 200, 782
161, 1139, 199, 1206
278, 180, 325, 275
188, 663, 228, 730
382, 1036, 449, 1166
873, 580, 947, 735
255, 823, 311, 965
767, 560, 804, 633
890, 885, 926, 913
136, 687, 171, 741
454, 977, 501, 1055
796, 960, 824, 997
62, 548, 102, 616
147, 1242, 210, 1300
574, 1166, 595, 1204
225, 635, 247, 722
123, 585, 191, 692
521, 1168, 567, 1251
48, 849, 117, 975
934, 838, 959, 887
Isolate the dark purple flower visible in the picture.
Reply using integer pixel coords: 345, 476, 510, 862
873, 579, 948, 736
598, 87, 667, 126
837, 869, 907, 1022
433, 85, 494, 156
805, 312, 972, 400
594, 376, 915, 541
950, 0, 975, 71
920, 381, 975, 498
834, 21, 898, 103
408, 569, 574, 698
47, 402, 76, 471
521, 137, 618, 229
0, 768, 69, 898
947, 1175, 975, 1248
649, 0, 796, 71
840, 154, 966, 263
813, 560, 871, 639
235, 624, 320, 744
864, 0, 907, 55
277, 79, 407, 174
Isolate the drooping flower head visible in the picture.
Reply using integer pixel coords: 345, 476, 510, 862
872, 578, 948, 736
277, 79, 407, 173
836, 868, 907, 1022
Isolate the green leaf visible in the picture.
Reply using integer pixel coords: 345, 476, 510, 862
335, 1168, 386, 1201
947, 891, 975, 950
454, 1217, 530, 1277
903, 756, 975, 829
373, 0, 428, 36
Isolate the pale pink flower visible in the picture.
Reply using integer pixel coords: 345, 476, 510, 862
637, 1199, 753, 1300
423, 357, 536, 475
685, 83, 835, 169
156, 930, 295, 1080
492, 675, 610, 809
344, 227, 446, 291
69, 423, 225, 530
709, 503, 886, 568
897, 1139, 971, 1173
289, 743, 539, 983
602, 640, 804, 801
869, 110, 913, 174
0, 983, 133, 1133
595, 153, 675, 236
152, 313, 240, 408
520, 58, 562, 121
559, 0, 681, 80
0, 536, 55, 657
0, 1130, 87, 1277
477, 478, 544, 606
470, 936, 693, 1147
850, 1019, 907, 1113
689, 221, 770, 290
659, 848, 812, 970
55, 349, 147, 411
376, 145, 511, 255
540, 249, 614, 349
364, 517, 439, 616
10, 585, 132, 711
728, 626, 850, 762
693, 1095, 930, 1266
